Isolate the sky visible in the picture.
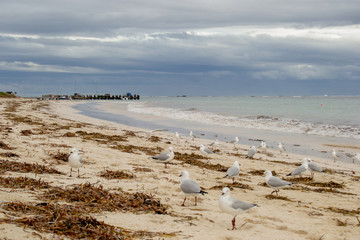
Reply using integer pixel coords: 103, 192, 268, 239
0, 0, 360, 97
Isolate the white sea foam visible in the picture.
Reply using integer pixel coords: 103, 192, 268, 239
127, 102, 360, 139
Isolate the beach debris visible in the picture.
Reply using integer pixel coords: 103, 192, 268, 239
133, 167, 154, 172
51, 151, 69, 163
265, 194, 293, 202
210, 182, 254, 191
176, 152, 227, 172
224, 160, 240, 184
180, 170, 208, 206
68, 148, 82, 177
0, 176, 51, 190
219, 187, 258, 230
40, 182, 169, 214
264, 170, 293, 196
0, 152, 19, 158
0, 159, 63, 175
0, 141, 12, 150
63, 132, 76, 137
20, 129, 33, 136
75, 130, 128, 143
0, 201, 171, 239
99, 169, 136, 180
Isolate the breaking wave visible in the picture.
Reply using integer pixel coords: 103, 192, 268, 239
127, 102, 360, 139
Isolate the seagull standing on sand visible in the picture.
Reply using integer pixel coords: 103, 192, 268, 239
180, 170, 208, 206
278, 142, 286, 155
224, 161, 240, 184
68, 148, 82, 177
246, 146, 256, 159
353, 153, 360, 163
229, 137, 239, 148
307, 158, 324, 179
209, 139, 219, 149
259, 141, 267, 152
200, 144, 214, 158
332, 149, 338, 162
264, 170, 293, 196
175, 132, 181, 143
286, 158, 309, 178
219, 187, 258, 230
150, 147, 174, 168
189, 131, 195, 141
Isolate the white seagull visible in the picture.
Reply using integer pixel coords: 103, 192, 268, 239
134, 129, 168, 138
264, 170, 293, 196
200, 144, 214, 158
68, 148, 83, 177
286, 158, 309, 178
180, 170, 208, 206
259, 141, 267, 152
332, 149, 338, 162
229, 137, 239, 148
189, 131, 196, 141
246, 146, 256, 159
209, 139, 219, 149
307, 158, 324, 179
149, 147, 174, 168
353, 153, 360, 163
219, 187, 258, 230
224, 161, 240, 184
175, 132, 181, 143
278, 142, 286, 155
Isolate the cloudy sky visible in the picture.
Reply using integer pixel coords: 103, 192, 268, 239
1, 0, 359, 96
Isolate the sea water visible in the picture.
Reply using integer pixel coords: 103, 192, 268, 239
72, 96, 360, 163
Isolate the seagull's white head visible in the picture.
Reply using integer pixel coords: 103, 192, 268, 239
169, 146, 173, 152
70, 148, 78, 154
221, 187, 231, 196
180, 170, 189, 179
264, 170, 273, 177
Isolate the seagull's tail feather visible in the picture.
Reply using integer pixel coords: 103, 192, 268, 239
246, 156, 250, 158
286, 173, 292, 176
223, 174, 228, 178
199, 190, 208, 195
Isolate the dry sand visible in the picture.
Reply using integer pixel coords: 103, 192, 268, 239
0, 98, 359, 240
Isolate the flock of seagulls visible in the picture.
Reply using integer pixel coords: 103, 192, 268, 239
66, 129, 359, 230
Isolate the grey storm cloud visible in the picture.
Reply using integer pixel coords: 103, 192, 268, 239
0, 0, 360, 96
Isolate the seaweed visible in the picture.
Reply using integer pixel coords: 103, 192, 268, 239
99, 169, 136, 180
1, 202, 170, 239
0, 141, 12, 150
75, 131, 128, 142
133, 167, 154, 173
112, 144, 161, 155
0, 176, 51, 190
40, 182, 168, 214
210, 182, 254, 191
326, 207, 360, 216
176, 152, 228, 172
0, 152, 19, 158
0, 159, 63, 175
51, 151, 69, 163
265, 194, 293, 202
20, 129, 33, 136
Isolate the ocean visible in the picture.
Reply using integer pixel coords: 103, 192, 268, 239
72, 96, 360, 163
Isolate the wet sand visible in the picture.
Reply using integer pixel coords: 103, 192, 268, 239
0, 98, 359, 239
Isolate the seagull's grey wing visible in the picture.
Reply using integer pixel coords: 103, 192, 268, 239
204, 148, 214, 154
267, 176, 292, 188
308, 162, 323, 172
230, 198, 257, 211
152, 152, 170, 160
289, 165, 307, 175
226, 166, 240, 177
248, 148, 255, 156
180, 179, 201, 194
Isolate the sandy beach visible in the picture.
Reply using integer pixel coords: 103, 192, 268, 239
0, 98, 359, 240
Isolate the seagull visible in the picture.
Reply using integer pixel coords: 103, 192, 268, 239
175, 132, 181, 143
353, 153, 360, 163
224, 161, 240, 184
209, 139, 219, 149
307, 158, 324, 179
189, 131, 196, 141
219, 187, 258, 230
200, 144, 214, 158
180, 170, 208, 206
278, 142, 286, 155
229, 137, 239, 148
246, 146, 256, 159
264, 170, 293, 196
332, 149, 338, 162
286, 158, 309, 178
149, 147, 174, 168
68, 148, 82, 177
134, 129, 168, 138
259, 141, 267, 152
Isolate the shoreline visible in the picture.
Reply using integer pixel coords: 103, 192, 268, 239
71, 100, 360, 163
0, 98, 359, 239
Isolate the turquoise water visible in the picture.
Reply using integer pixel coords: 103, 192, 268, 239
73, 95, 360, 162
